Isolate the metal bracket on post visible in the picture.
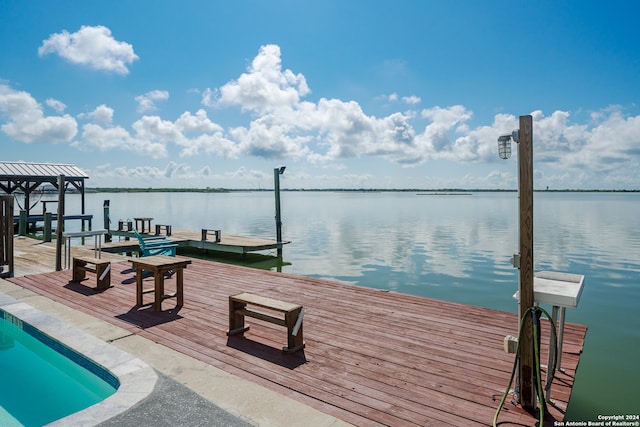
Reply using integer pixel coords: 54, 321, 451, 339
512, 253, 521, 269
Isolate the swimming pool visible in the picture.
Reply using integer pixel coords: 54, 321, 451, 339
0, 310, 117, 426
0, 292, 158, 426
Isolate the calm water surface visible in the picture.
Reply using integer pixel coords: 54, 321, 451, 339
65, 191, 638, 420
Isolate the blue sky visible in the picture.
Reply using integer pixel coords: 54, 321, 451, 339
1, 0, 639, 189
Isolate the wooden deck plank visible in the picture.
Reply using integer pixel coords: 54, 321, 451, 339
7, 252, 587, 426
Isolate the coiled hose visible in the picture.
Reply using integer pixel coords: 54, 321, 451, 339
493, 306, 558, 426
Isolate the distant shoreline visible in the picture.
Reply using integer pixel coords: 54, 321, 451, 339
85, 188, 640, 193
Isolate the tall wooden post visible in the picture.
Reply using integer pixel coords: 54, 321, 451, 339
0, 195, 15, 278
518, 115, 535, 411
55, 175, 65, 271
18, 210, 27, 236
274, 168, 283, 257
24, 180, 31, 218
103, 200, 111, 242
44, 212, 52, 242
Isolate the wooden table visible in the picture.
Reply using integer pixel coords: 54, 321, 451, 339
129, 255, 191, 311
134, 217, 154, 234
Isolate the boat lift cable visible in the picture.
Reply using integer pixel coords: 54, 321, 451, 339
493, 306, 558, 427
13, 191, 44, 212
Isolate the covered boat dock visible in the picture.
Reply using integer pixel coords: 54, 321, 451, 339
0, 161, 92, 232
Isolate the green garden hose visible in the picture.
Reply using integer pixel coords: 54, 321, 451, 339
493, 306, 558, 426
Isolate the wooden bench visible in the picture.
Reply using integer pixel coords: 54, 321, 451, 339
155, 224, 172, 236
72, 256, 111, 289
227, 292, 305, 353
201, 228, 221, 242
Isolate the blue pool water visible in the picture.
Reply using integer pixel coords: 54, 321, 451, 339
0, 310, 118, 426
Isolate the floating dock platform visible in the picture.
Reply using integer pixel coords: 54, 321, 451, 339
105, 228, 290, 255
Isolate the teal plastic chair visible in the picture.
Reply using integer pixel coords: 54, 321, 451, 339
134, 229, 177, 257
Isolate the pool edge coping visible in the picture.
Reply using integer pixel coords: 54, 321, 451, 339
0, 291, 158, 426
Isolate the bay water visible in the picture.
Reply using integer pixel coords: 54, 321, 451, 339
61, 191, 640, 421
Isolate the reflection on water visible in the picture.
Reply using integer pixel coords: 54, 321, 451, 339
67, 191, 638, 419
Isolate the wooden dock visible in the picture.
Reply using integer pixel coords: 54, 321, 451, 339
6, 237, 587, 426
106, 228, 290, 255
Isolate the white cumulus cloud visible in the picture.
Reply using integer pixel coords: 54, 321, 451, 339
73, 108, 237, 159
402, 95, 421, 105
204, 44, 310, 113
83, 104, 115, 124
38, 25, 139, 75
0, 84, 77, 143
75, 122, 168, 158
135, 90, 169, 113
45, 98, 66, 112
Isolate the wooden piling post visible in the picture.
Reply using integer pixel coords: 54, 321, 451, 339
518, 115, 535, 411
44, 212, 52, 242
274, 168, 284, 257
103, 200, 111, 242
18, 210, 27, 236
0, 195, 14, 278
55, 175, 65, 271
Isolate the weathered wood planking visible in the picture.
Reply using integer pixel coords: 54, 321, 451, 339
8, 254, 587, 426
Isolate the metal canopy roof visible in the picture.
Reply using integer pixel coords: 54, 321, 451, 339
0, 161, 88, 179
0, 161, 89, 216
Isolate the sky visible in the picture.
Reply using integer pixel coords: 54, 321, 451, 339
1, 0, 639, 190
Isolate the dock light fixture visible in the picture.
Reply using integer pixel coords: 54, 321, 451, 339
497, 130, 519, 160
498, 135, 512, 160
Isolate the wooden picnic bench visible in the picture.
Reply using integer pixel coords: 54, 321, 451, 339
72, 256, 112, 289
227, 292, 305, 353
